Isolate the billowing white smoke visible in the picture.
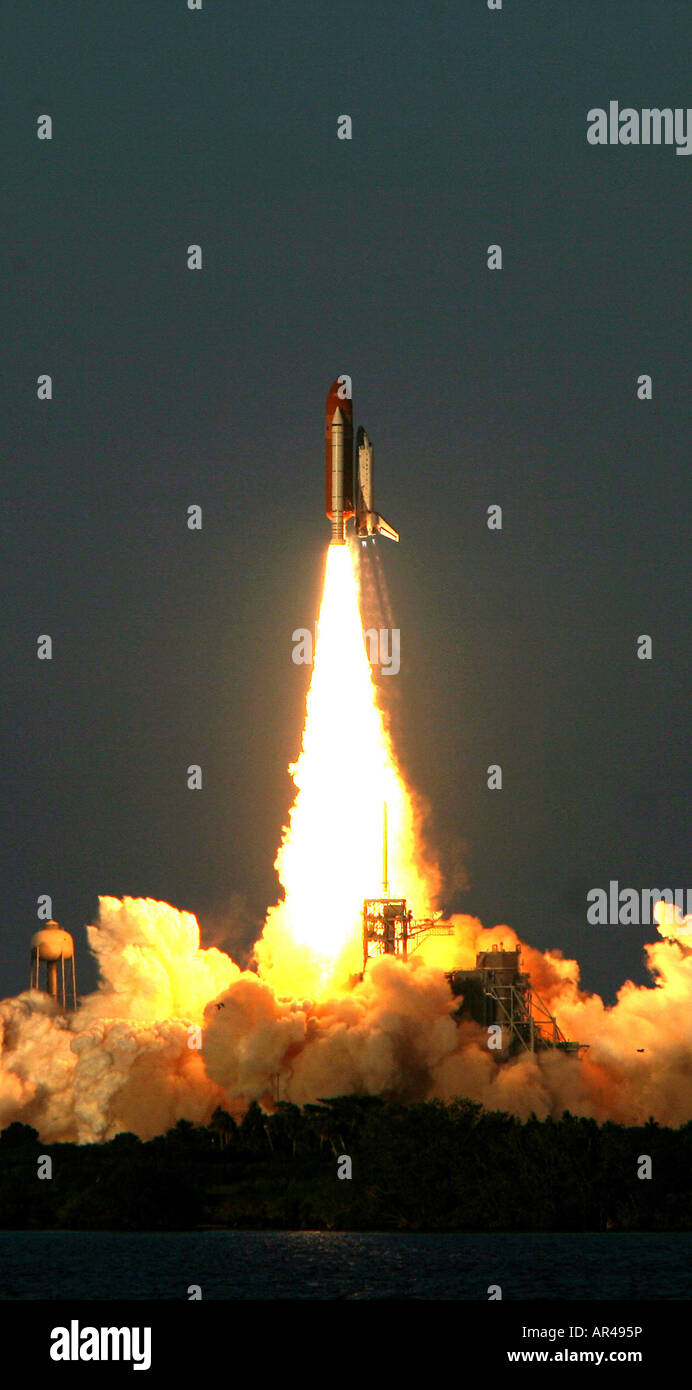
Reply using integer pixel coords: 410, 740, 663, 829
204, 914, 692, 1127
0, 897, 238, 1142
2, 897, 692, 1141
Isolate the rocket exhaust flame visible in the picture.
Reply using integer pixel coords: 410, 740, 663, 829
254, 542, 436, 997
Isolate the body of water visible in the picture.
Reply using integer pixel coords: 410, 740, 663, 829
0, 1230, 687, 1299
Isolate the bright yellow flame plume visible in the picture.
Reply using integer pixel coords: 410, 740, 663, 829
255, 544, 436, 997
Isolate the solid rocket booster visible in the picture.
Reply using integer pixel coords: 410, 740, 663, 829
325, 378, 398, 544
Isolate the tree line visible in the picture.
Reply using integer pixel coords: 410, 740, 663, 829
1, 1097, 689, 1232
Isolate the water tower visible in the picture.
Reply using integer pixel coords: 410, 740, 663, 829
30, 920, 77, 1010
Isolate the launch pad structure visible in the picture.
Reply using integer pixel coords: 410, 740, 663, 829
446, 945, 584, 1059
362, 801, 455, 968
363, 902, 583, 1060
362, 897, 454, 965
362, 806, 582, 1060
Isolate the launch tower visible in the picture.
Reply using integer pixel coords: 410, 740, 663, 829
447, 943, 583, 1058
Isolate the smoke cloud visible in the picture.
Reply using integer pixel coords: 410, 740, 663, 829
2, 896, 691, 1141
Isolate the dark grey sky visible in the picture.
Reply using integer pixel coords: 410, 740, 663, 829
2, 0, 689, 1000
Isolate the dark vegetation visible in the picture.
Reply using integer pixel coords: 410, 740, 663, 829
1, 1098, 690, 1231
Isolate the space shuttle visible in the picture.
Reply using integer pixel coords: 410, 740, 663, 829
325, 379, 399, 546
